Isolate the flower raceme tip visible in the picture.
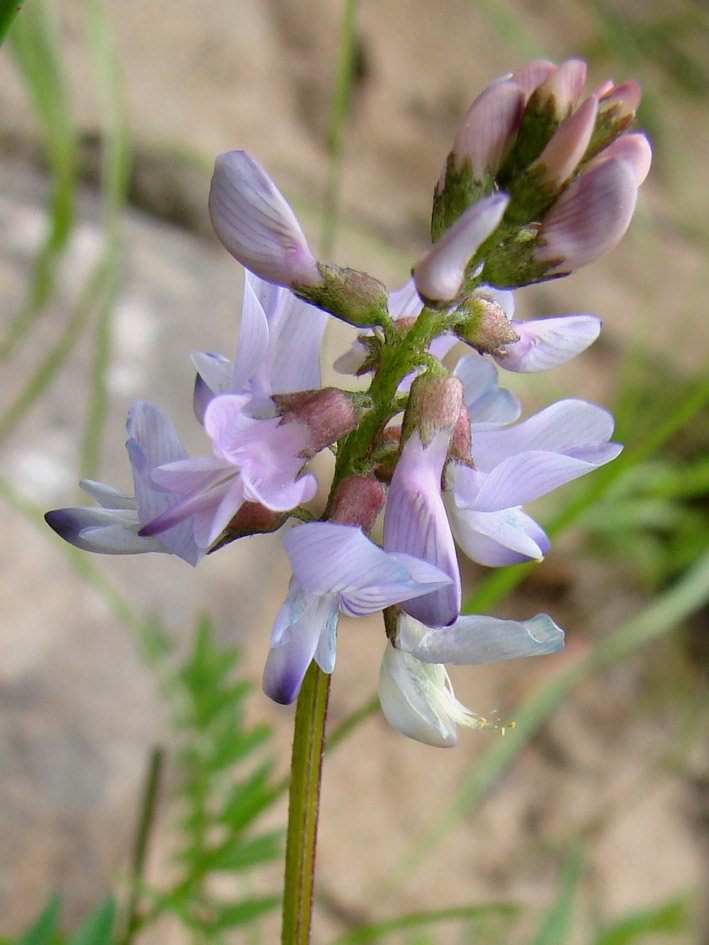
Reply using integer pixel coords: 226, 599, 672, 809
45, 57, 648, 742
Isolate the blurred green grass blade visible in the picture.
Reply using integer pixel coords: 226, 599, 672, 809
0, 255, 112, 448
320, 0, 359, 258
79, 0, 131, 479
0, 472, 161, 660
327, 902, 519, 945
464, 369, 709, 615
0, 0, 24, 43
16, 895, 61, 945
401, 542, 709, 878
590, 894, 693, 945
530, 847, 585, 945
470, 0, 545, 60
4, 0, 78, 358
66, 899, 115, 945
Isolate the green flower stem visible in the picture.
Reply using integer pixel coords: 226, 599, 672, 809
330, 304, 444, 491
282, 662, 331, 945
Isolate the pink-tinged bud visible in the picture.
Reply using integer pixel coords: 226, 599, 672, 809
600, 80, 642, 120
209, 151, 322, 289
594, 78, 615, 98
447, 81, 525, 181
452, 294, 520, 354
272, 387, 360, 456
328, 475, 386, 534
414, 193, 509, 305
585, 132, 652, 185
215, 502, 288, 546
511, 60, 556, 99
532, 58, 587, 119
403, 373, 464, 447
532, 95, 598, 188
536, 157, 638, 274
449, 405, 472, 464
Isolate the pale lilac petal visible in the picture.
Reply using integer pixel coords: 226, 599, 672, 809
268, 291, 327, 394
400, 612, 565, 664
472, 446, 621, 511
454, 352, 521, 428
383, 433, 461, 627
333, 339, 369, 375
230, 274, 270, 392
203, 393, 253, 456
477, 285, 515, 319
451, 80, 525, 178
533, 94, 598, 186
537, 158, 638, 273
493, 315, 601, 373
192, 352, 233, 398
206, 476, 247, 546
126, 402, 202, 564
511, 60, 556, 99
378, 645, 459, 747
471, 399, 617, 467
126, 400, 189, 474
283, 523, 444, 604
151, 455, 228, 491
138, 470, 232, 539
79, 479, 135, 510
208, 151, 322, 288
414, 193, 509, 304
535, 59, 587, 116
389, 279, 423, 320
447, 504, 549, 566
584, 132, 652, 186
237, 421, 317, 510
45, 508, 166, 555
263, 589, 339, 704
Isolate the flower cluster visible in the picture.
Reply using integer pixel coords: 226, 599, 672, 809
46, 59, 649, 746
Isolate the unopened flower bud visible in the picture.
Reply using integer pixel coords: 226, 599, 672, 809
583, 132, 652, 185
532, 94, 598, 188
585, 80, 642, 159
328, 475, 386, 533
450, 81, 526, 180
498, 59, 588, 185
402, 373, 464, 447
209, 151, 322, 289
272, 387, 361, 456
451, 294, 520, 355
414, 193, 509, 306
448, 405, 472, 464
535, 157, 638, 274
211, 502, 289, 550
510, 60, 556, 99
531, 58, 587, 120
295, 263, 390, 328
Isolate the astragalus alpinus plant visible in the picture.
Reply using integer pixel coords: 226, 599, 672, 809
47, 58, 650, 944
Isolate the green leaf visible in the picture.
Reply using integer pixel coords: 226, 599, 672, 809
66, 898, 115, 945
217, 760, 276, 830
208, 830, 283, 872
530, 847, 586, 945
16, 895, 61, 945
327, 902, 520, 945
212, 895, 281, 930
591, 895, 692, 945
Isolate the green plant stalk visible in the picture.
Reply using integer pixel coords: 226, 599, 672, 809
320, 0, 359, 259
119, 747, 164, 945
282, 662, 331, 945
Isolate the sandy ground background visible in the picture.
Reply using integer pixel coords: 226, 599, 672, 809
1, 1, 708, 942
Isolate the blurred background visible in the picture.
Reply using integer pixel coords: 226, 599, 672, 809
1, 1, 708, 943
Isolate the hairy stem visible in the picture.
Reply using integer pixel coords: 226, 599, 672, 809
282, 662, 331, 945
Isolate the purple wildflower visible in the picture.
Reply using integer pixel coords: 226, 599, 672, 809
262, 522, 452, 704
